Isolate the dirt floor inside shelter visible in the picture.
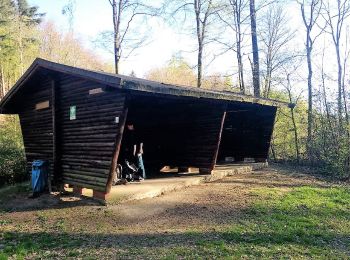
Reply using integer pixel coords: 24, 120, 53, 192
0, 164, 348, 259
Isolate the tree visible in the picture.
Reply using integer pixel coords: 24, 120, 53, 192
0, 0, 43, 99
216, 0, 249, 93
145, 55, 232, 90
107, 0, 159, 74
145, 55, 197, 86
260, 4, 295, 98
322, 0, 350, 126
166, 0, 220, 88
13, 0, 44, 74
298, 0, 323, 162
0, 0, 15, 99
194, 0, 215, 88
229, 0, 249, 93
249, 0, 260, 96
39, 22, 111, 72
62, 0, 76, 32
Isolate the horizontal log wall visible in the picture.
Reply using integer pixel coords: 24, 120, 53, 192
127, 97, 225, 170
59, 75, 126, 191
218, 104, 277, 161
18, 78, 54, 174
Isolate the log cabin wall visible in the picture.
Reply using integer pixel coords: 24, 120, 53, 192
0, 59, 286, 197
125, 95, 226, 171
17, 78, 54, 174
58, 74, 126, 191
218, 103, 277, 162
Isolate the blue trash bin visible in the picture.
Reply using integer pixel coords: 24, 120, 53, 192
31, 160, 48, 193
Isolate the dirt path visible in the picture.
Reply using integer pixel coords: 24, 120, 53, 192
1, 165, 334, 233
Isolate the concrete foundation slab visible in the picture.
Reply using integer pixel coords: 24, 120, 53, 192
105, 162, 267, 205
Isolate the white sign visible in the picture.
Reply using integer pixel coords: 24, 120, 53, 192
70, 106, 76, 120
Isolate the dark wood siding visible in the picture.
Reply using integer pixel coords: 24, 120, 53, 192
59, 75, 126, 191
218, 104, 277, 161
18, 78, 54, 174
170, 103, 226, 169
126, 96, 225, 170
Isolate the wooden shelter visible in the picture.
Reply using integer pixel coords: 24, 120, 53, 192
0, 58, 291, 199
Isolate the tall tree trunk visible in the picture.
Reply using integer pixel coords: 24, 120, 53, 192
112, 0, 122, 74
195, 0, 203, 88
0, 64, 5, 99
237, 42, 244, 92
285, 73, 300, 162
306, 29, 313, 163
197, 41, 203, 88
321, 52, 338, 148
336, 43, 343, 126
18, 23, 24, 75
264, 64, 272, 98
249, 0, 260, 97
290, 107, 300, 162
234, 4, 244, 93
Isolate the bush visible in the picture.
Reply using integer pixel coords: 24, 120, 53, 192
0, 116, 27, 187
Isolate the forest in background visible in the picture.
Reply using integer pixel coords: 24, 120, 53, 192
0, 0, 350, 186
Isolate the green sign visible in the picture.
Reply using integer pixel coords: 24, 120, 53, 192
70, 106, 76, 120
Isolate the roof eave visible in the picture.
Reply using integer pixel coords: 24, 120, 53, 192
122, 80, 291, 108
0, 58, 123, 111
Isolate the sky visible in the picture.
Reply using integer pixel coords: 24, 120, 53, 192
26, 0, 349, 98
28, 0, 198, 77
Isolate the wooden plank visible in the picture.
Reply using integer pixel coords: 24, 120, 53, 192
212, 108, 227, 169
106, 106, 128, 193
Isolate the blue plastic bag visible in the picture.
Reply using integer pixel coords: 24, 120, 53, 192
31, 160, 48, 193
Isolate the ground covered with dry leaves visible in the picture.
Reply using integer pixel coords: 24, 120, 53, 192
0, 164, 349, 259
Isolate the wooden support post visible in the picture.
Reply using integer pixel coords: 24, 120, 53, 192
211, 107, 227, 171
106, 105, 128, 193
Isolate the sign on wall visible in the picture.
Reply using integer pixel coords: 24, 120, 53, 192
70, 106, 76, 120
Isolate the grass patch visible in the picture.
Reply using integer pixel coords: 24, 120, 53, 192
207, 186, 350, 258
0, 232, 84, 259
160, 186, 350, 259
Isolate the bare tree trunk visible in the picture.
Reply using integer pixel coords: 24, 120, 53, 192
336, 43, 343, 125
112, 0, 122, 74
306, 29, 313, 162
194, 0, 212, 88
249, 0, 260, 97
237, 42, 245, 92
195, 0, 203, 88
233, 1, 245, 93
299, 0, 322, 164
0, 64, 5, 99
290, 106, 300, 162
321, 49, 338, 148
285, 73, 300, 162
19, 25, 24, 75
263, 65, 272, 98
270, 137, 277, 161
197, 42, 203, 88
